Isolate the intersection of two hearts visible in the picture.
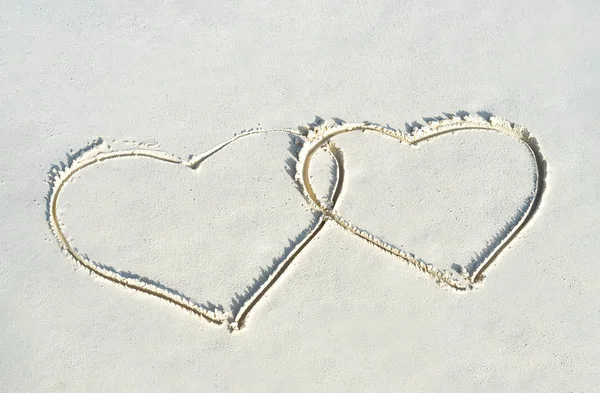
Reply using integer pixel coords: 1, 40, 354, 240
48, 115, 544, 330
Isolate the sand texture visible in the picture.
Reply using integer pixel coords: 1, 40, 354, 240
1, 1, 599, 391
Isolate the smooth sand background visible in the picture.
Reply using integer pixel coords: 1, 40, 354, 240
1, 1, 599, 391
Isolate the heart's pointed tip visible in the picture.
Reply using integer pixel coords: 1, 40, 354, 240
227, 321, 242, 333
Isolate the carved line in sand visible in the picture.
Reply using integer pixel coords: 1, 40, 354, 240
297, 114, 546, 290
48, 129, 342, 330
48, 113, 545, 330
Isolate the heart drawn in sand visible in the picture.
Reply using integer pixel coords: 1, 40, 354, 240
48, 114, 545, 331
48, 129, 342, 331
297, 115, 545, 290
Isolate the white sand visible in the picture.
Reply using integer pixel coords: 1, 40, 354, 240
1, 1, 600, 391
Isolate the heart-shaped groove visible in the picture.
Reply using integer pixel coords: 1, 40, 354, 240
297, 114, 545, 290
47, 128, 343, 331
48, 113, 545, 331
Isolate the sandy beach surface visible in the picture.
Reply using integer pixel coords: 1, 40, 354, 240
1, 1, 599, 391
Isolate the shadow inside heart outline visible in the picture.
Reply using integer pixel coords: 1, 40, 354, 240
47, 113, 546, 331
47, 127, 343, 331
297, 114, 546, 289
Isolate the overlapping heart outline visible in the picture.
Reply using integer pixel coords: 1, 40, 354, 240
297, 114, 545, 290
47, 113, 545, 331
